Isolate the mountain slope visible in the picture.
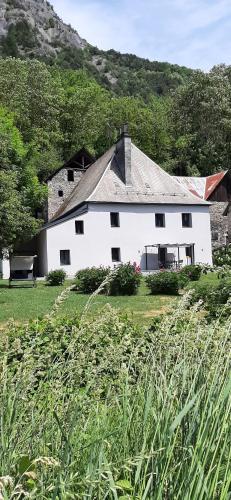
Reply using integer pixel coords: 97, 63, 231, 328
0, 0, 193, 99
0, 0, 86, 58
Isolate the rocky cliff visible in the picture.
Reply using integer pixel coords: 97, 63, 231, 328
0, 0, 86, 57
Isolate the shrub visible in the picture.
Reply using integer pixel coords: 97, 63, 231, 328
75, 266, 109, 294
177, 271, 190, 289
146, 271, 179, 295
109, 263, 141, 296
46, 269, 66, 286
206, 278, 231, 318
189, 277, 231, 319
213, 245, 231, 267
179, 264, 202, 282
189, 281, 215, 305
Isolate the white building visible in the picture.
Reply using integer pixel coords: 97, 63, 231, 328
37, 128, 212, 276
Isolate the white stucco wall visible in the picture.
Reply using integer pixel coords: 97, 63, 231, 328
40, 203, 212, 276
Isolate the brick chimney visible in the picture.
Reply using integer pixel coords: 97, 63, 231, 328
115, 124, 132, 186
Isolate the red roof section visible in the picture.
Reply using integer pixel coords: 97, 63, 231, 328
205, 171, 227, 200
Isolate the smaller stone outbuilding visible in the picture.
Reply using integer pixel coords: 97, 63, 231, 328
174, 171, 231, 249
46, 148, 94, 221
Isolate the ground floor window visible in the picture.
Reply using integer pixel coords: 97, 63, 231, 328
111, 248, 121, 262
60, 250, 71, 266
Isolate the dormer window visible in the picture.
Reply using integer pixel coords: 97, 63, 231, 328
58, 190, 63, 197
67, 170, 74, 182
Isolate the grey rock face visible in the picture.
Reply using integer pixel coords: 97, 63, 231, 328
209, 203, 229, 249
0, 0, 87, 56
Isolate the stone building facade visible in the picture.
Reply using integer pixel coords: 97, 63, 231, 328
46, 149, 94, 220
174, 171, 231, 250
209, 203, 230, 249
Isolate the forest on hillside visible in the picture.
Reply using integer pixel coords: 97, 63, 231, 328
1, 57, 231, 253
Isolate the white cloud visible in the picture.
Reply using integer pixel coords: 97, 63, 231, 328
51, 0, 231, 69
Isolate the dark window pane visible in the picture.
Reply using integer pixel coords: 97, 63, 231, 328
111, 248, 121, 262
186, 246, 193, 258
60, 250, 71, 266
110, 212, 120, 227
58, 190, 63, 197
67, 170, 74, 181
212, 231, 219, 241
182, 213, 192, 227
75, 220, 84, 234
155, 213, 165, 227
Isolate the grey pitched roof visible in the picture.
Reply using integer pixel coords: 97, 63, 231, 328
51, 138, 209, 222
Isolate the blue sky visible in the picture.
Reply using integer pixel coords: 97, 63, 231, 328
52, 0, 231, 70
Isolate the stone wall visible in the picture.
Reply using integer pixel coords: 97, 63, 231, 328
209, 202, 229, 249
47, 168, 84, 220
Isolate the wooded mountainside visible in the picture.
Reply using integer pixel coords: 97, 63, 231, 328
1, 0, 231, 252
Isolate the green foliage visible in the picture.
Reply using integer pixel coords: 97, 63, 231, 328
46, 269, 67, 286
179, 264, 202, 282
109, 263, 141, 296
169, 66, 231, 175
75, 264, 141, 296
75, 266, 110, 294
0, 293, 230, 498
146, 271, 179, 295
0, 105, 25, 169
206, 278, 231, 318
87, 46, 193, 100
213, 244, 231, 266
1, 20, 37, 57
189, 273, 231, 319
0, 171, 41, 254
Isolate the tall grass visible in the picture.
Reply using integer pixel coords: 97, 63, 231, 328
0, 292, 230, 498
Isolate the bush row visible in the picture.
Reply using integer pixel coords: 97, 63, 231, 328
46, 264, 203, 296
75, 263, 141, 296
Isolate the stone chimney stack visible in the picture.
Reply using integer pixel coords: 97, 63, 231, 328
115, 124, 132, 186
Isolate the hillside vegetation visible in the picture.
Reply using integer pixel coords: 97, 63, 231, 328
0, 0, 192, 99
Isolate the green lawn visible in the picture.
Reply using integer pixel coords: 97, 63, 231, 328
0, 279, 177, 327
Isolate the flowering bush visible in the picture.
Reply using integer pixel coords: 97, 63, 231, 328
179, 264, 202, 283
109, 262, 141, 296
213, 245, 231, 267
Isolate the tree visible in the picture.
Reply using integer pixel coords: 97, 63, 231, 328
169, 66, 231, 175
0, 58, 64, 146
0, 106, 25, 170
60, 70, 110, 158
0, 171, 41, 255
